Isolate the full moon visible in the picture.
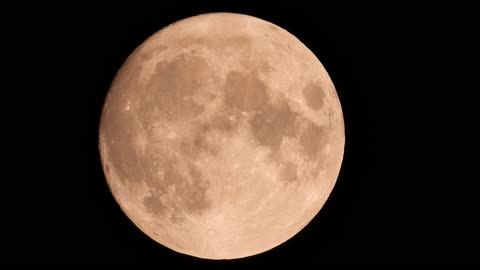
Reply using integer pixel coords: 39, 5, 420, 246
98, 12, 344, 259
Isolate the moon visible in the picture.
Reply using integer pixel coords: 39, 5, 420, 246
98, 12, 344, 259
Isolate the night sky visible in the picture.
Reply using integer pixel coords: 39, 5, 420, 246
3, 2, 478, 269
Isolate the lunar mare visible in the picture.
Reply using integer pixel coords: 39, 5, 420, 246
99, 12, 344, 259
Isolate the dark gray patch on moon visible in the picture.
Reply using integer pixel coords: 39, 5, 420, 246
227, 36, 251, 50
250, 97, 298, 154
280, 162, 298, 183
143, 161, 211, 221
206, 110, 241, 132
143, 54, 212, 120
143, 194, 166, 217
224, 70, 269, 112
257, 61, 276, 74
179, 109, 242, 159
180, 166, 211, 214
303, 81, 325, 110
101, 113, 146, 185
300, 122, 329, 161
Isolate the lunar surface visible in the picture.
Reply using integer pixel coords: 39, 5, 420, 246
98, 12, 344, 259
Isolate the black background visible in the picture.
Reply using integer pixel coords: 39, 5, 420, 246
3, 2, 478, 269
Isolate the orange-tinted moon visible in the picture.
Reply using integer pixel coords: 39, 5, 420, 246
98, 12, 344, 259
